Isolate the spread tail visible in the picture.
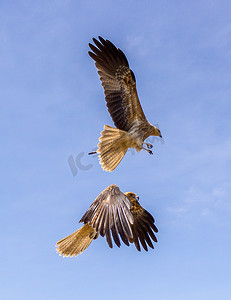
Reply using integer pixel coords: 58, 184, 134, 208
97, 125, 129, 172
56, 224, 96, 257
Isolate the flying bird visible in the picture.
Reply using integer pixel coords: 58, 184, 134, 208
56, 184, 158, 257
88, 36, 162, 172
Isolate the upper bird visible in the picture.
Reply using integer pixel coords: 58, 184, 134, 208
56, 184, 158, 257
88, 36, 162, 172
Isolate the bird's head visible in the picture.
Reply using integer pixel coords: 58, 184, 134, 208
151, 125, 162, 138
125, 192, 139, 203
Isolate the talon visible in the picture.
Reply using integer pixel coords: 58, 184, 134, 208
148, 150, 153, 155
147, 144, 153, 149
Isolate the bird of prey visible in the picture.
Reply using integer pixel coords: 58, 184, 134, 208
56, 185, 158, 257
88, 36, 162, 172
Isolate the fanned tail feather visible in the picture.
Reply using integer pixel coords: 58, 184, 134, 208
97, 125, 129, 172
56, 224, 96, 257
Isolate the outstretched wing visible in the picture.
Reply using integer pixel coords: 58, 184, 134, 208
79, 185, 134, 248
129, 200, 158, 251
89, 36, 147, 131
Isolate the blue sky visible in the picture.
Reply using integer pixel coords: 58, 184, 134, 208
1, 1, 231, 299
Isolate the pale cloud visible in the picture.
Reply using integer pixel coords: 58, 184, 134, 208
195, 21, 231, 58
166, 206, 189, 214
125, 35, 149, 56
167, 181, 231, 222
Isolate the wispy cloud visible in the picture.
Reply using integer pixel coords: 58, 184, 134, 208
167, 181, 231, 222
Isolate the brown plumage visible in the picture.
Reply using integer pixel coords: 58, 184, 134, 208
56, 185, 158, 257
88, 36, 162, 171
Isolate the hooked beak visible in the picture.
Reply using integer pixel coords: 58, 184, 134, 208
136, 195, 139, 201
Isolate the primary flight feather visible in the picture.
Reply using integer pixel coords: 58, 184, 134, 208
56, 185, 158, 257
88, 36, 162, 172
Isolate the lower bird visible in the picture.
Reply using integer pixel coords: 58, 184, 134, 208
56, 185, 158, 257
88, 36, 162, 172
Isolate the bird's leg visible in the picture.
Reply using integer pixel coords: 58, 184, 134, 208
142, 147, 153, 155
88, 151, 97, 155
143, 142, 153, 149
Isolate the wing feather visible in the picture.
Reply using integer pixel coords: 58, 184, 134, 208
105, 208, 113, 248
137, 227, 148, 251
115, 206, 130, 246
80, 185, 134, 248
129, 200, 158, 251
111, 223, 121, 247
89, 36, 147, 131
132, 225, 141, 252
